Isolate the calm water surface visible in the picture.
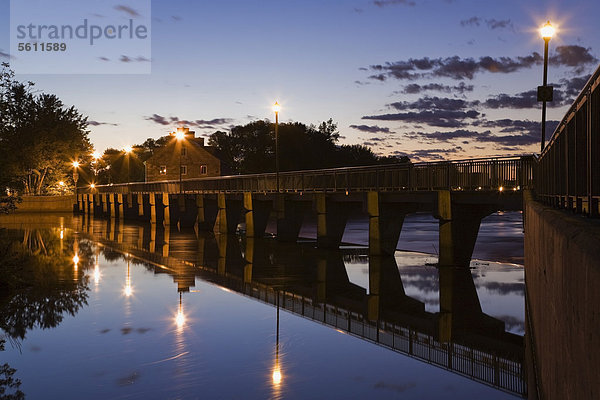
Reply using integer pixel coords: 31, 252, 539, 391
0, 214, 525, 399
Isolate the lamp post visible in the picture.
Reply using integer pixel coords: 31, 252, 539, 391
123, 146, 133, 183
538, 21, 555, 152
175, 130, 185, 194
72, 161, 80, 197
272, 102, 281, 192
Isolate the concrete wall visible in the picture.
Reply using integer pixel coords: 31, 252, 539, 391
524, 194, 600, 400
14, 195, 75, 213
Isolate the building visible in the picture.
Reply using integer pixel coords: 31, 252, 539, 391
145, 127, 221, 182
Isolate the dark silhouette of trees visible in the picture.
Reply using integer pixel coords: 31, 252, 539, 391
209, 119, 408, 174
0, 63, 92, 195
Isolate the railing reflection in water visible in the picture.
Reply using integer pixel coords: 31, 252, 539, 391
75, 215, 526, 397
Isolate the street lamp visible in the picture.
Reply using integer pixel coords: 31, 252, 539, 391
272, 102, 281, 192
538, 21, 555, 152
123, 146, 133, 183
175, 130, 185, 194
72, 161, 80, 197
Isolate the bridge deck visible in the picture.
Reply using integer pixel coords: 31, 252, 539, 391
90, 156, 535, 195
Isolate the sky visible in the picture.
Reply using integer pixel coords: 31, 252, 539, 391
1, 0, 599, 162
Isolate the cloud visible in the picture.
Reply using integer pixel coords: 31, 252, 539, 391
483, 88, 570, 109
146, 114, 170, 125
393, 148, 463, 162
407, 129, 490, 142
349, 124, 392, 133
486, 18, 513, 30
460, 17, 513, 30
559, 74, 591, 98
114, 5, 140, 17
366, 46, 595, 81
399, 82, 474, 94
550, 45, 598, 73
367, 54, 542, 81
88, 120, 119, 127
460, 17, 481, 27
363, 110, 479, 128
474, 118, 561, 145
388, 96, 479, 112
373, 0, 415, 7
120, 55, 151, 62
145, 114, 234, 129
483, 74, 593, 109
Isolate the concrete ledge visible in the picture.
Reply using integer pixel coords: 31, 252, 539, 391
14, 195, 75, 213
524, 195, 600, 400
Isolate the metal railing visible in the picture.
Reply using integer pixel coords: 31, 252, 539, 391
90, 155, 536, 195
537, 63, 600, 216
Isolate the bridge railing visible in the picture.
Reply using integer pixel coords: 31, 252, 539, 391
537, 63, 600, 216
91, 155, 536, 194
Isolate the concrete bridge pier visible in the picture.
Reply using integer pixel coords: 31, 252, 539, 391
148, 193, 169, 225
116, 194, 125, 219
275, 195, 311, 242
437, 265, 504, 342
213, 193, 243, 235
195, 195, 219, 232
108, 194, 117, 218
243, 193, 272, 238
435, 190, 494, 267
121, 194, 138, 220
367, 192, 418, 256
367, 256, 425, 321
171, 194, 199, 229
316, 194, 361, 249
215, 233, 244, 276
101, 193, 109, 216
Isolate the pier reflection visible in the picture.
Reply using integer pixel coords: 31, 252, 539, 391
74, 214, 526, 397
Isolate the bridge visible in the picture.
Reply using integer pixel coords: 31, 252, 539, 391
76, 155, 535, 267
74, 216, 526, 397
73, 64, 600, 399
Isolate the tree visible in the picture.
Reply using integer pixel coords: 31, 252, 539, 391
0, 63, 91, 195
208, 118, 409, 173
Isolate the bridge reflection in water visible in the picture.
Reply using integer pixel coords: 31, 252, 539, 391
76, 215, 526, 397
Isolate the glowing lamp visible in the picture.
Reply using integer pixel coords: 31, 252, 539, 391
272, 101, 281, 113
541, 21, 555, 40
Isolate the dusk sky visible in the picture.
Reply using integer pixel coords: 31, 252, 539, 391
2, 0, 600, 161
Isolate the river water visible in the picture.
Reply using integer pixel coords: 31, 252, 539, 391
0, 212, 525, 399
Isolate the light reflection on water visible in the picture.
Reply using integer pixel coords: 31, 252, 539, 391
0, 214, 525, 399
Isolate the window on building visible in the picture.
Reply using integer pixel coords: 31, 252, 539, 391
181, 165, 187, 175
200, 165, 207, 175
181, 147, 187, 156
159, 166, 167, 175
